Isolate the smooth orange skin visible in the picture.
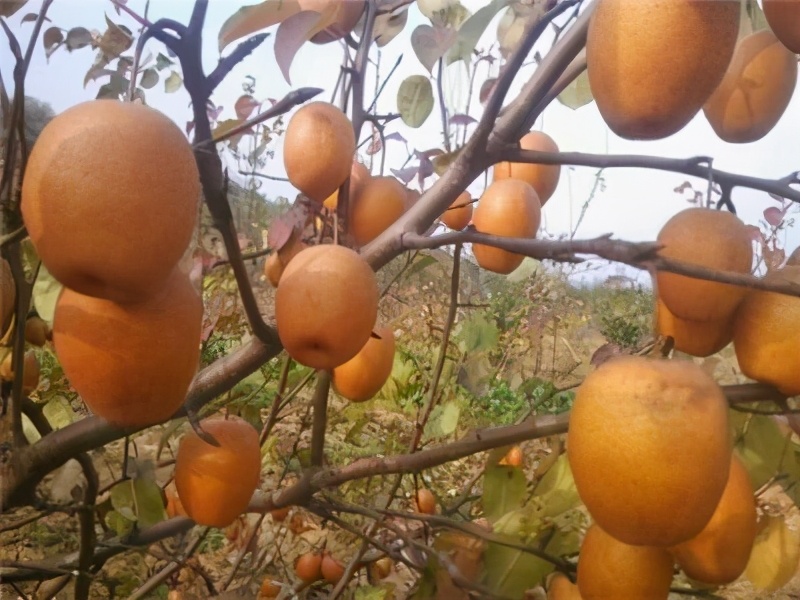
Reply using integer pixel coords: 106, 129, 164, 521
332, 326, 395, 402
472, 179, 541, 274
323, 160, 370, 210
655, 297, 733, 357
492, 131, 561, 205
174, 417, 261, 528
53, 270, 202, 428
577, 524, 674, 600
586, 0, 739, 140
24, 317, 49, 347
349, 176, 406, 245
275, 245, 378, 370
733, 265, 800, 395
764, 0, 800, 54
165, 490, 188, 519
670, 455, 757, 585
568, 356, 732, 547
703, 30, 797, 143
295, 552, 323, 583
321, 554, 346, 584
499, 445, 523, 467
547, 573, 583, 599
258, 577, 281, 598
21, 100, 200, 303
656, 208, 752, 322
299, 0, 365, 44
440, 191, 473, 231
284, 102, 355, 203
415, 488, 436, 514
404, 188, 421, 212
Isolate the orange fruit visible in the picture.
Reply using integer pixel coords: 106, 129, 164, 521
733, 264, 800, 395
440, 191, 473, 231
1, 351, 41, 395
295, 551, 324, 583
24, 316, 49, 347
284, 102, 355, 203
547, 573, 583, 599
299, 0, 366, 44
323, 160, 370, 211
499, 445, 523, 467
0, 259, 15, 335
321, 553, 346, 584
656, 207, 752, 322
174, 416, 261, 528
258, 577, 281, 598
568, 356, 732, 547
415, 488, 436, 514
21, 100, 200, 303
264, 231, 308, 288
275, 244, 378, 370
764, 0, 800, 54
703, 30, 797, 143
165, 489, 188, 519
264, 253, 284, 288
349, 176, 406, 245
332, 325, 395, 402
369, 557, 393, 580
586, 0, 739, 140
404, 188, 421, 212
472, 178, 541, 274
52, 269, 202, 428
492, 131, 561, 205
654, 297, 733, 357
670, 455, 757, 584
577, 524, 674, 600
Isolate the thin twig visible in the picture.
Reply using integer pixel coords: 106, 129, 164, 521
310, 370, 331, 468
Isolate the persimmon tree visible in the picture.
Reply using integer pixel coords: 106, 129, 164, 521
2, 0, 800, 599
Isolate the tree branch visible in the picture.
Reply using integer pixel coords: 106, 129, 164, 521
309, 370, 331, 467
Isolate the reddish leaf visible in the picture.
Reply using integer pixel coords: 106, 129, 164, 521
274, 8, 337, 85
186, 121, 195, 136
479, 77, 498, 106
218, 0, 301, 52
449, 113, 477, 127
267, 203, 311, 251
384, 132, 406, 144
366, 125, 382, 155
21, 12, 44, 23
43, 26, 63, 58
410, 23, 457, 73
745, 224, 763, 244
65, 27, 93, 51
764, 206, 786, 227
0, 0, 28, 17
391, 166, 418, 184
235, 94, 260, 120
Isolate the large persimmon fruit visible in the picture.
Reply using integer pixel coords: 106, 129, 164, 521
440, 191, 473, 231
654, 297, 733, 357
763, 0, 800, 54
284, 102, 355, 203
332, 325, 395, 402
492, 131, 561, 205
52, 269, 202, 428
275, 244, 378, 370
349, 176, 406, 246
568, 356, 731, 547
472, 179, 541, 274
21, 100, 200, 303
174, 416, 262, 528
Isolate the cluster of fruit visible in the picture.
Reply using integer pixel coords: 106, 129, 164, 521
587, 0, 800, 143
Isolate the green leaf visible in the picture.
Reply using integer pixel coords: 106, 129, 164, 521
407, 255, 438, 278
110, 481, 137, 521
354, 585, 394, 600
22, 413, 41, 443
446, 0, 510, 65
139, 68, 158, 89
431, 147, 462, 176
439, 401, 460, 436
218, 0, 299, 52
32, 264, 62, 326
164, 70, 182, 93
105, 509, 134, 537
155, 52, 173, 70
458, 312, 500, 353
506, 257, 542, 283
533, 454, 577, 505
397, 75, 434, 129
557, 68, 593, 110
482, 463, 527, 524
482, 542, 554, 598
42, 397, 75, 430
133, 478, 168, 529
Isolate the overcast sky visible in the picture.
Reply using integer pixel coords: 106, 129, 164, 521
4, 0, 800, 285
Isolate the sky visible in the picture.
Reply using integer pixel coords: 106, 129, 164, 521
4, 0, 800, 286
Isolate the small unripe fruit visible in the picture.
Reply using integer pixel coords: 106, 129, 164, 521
415, 488, 436, 514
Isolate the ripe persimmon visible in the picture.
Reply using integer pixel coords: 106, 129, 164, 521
415, 488, 436, 514
733, 264, 800, 395
21, 100, 200, 303
703, 30, 797, 143
275, 244, 378, 370
440, 191, 473, 231
332, 325, 395, 402
174, 416, 262, 528
284, 102, 355, 203
568, 356, 731, 547
321, 553, 346, 584
656, 207, 752, 322
764, 0, 800, 53
499, 445, 523, 467
670, 455, 757, 585
349, 176, 406, 245
323, 160, 370, 211
654, 297, 733, 357
577, 524, 674, 600
492, 131, 561, 205
472, 179, 541, 274
1, 351, 41, 395
24, 316, 49, 347
547, 573, 583, 600
258, 577, 281, 599
52, 269, 202, 428
295, 551, 324, 583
